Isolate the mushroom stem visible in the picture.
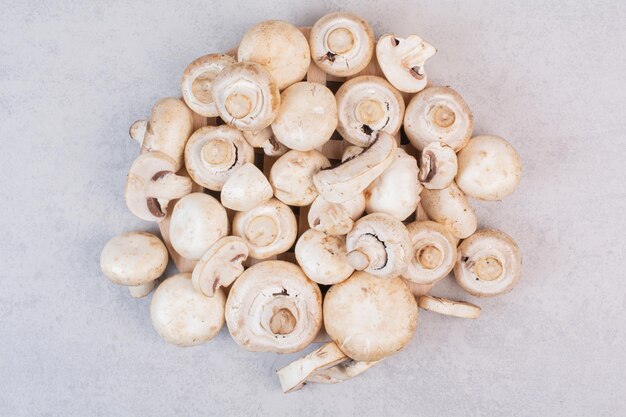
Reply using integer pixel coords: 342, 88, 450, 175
147, 172, 193, 201
269, 308, 297, 335
128, 280, 156, 298
347, 234, 387, 271
347, 250, 369, 271
129, 119, 147, 144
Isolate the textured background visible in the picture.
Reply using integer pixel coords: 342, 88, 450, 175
1, 1, 625, 416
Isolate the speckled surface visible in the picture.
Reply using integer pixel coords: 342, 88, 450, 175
1, 1, 625, 416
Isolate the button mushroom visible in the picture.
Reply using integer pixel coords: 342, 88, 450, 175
237, 20, 310, 91
295, 229, 354, 285
150, 273, 225, 347
225, 260, 322, 353
232, 198, 297, 259
404, 86, 474, 151
271, 81, 338, 151
420, 181, 478, 239
309, 12, 375, 77
192, 236, 249, 297
376, 34, 436, 93
324, 272, 418, 361
418, 141, 458, 190
455, 135, 522, 201
269, 150, 330, 206
243, 127, 288, 157
454, 229, 522, 297
180, 54, 237, 117
307, 193, 366, 236
184, 125, 254, 191
220, 163, 273, 211
345, 213, 412, 280
402, 220, 457, 285
125, 151, 193, 222
418, 295, 481, 319
335, 75, 405, 147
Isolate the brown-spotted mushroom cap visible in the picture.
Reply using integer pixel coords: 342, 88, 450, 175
295, 229, 354, 285
307, 193, 366, 236
243, 127, 288, 156
454, 229, 522, 297
181, 54, 237, 117
270, 150, 331, 206
323, 272, 418, 361
192, 236, 249, 297
220, 163, 273, 211
402, 221, 457, 285
376, 34, 436, 93
418, 142, 458, 190
420, 182, 477, 239
225, 261, 322, 353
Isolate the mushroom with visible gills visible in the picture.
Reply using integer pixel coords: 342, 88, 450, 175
220, 163, 273, 211
402, 220, 457, 285
418, 142, 458, 190
180, 54, 237, 117
192, 236, 249, 297
295, 229, 354, 285
269, 150, 330, 206
420, 182, 477, 239
307, 193, 366, 236
376, 34, 436, 93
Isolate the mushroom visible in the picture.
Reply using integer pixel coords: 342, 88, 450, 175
269, 150, 331, 206
335, 75, 405, 147
100, 231, 168, 298
417, 295, 481, 319
169, 192, 229, 260
455, 135, 522, 201
150, 273, 225, 347
307, 193, 366, 235
129, 98, 193, 171
184, 125, 255, 191
243, 127, 288, 156
345, 213, 412, 279
313, 131, 397, 203
225, 260, 322, 353
237, 20, 310, 91
404, 86, 473, 151
220, 163, 273, 211
180, 54, 237, 117
454, 229, 522, 297
211, 61, 280, 131
309, 357, 379, 385
125, 151, 193, 222
420, 182, 477, 239
295, 229, 354, 285
309, 12, 375, 77
376, 34, 436, 93
402, 220, 457, 285
418, 142, 458, 189
232, 198, 297, 259
341, 145, 364, 161
192, 236, 249, 297
364, 148, 422, 221
271, 82, 338, 151
324, 272, 418, 361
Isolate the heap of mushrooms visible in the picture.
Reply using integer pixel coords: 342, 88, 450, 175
101, 12, 524, 393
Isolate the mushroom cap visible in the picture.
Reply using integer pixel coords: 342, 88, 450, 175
335, 76, 405, 147
100, 232, 168, 286
404, 86, 473, 151
232, 198, 297, 259
420, 182, 477, 239
169, 193, 229, 260
150, 273, 225, 347
271, 82, 338, 151
270, 150, 331, 206
211, 61, 280, 131
454, 229, 522, 297
295, 229, 355, 285
308, 193, 366, 235
237, 20, 310, 91
455, 135, 522, 201
309, 12, 375, 77
323, 272, 418, 361
192, 236, 249, 297
225, 261, 322, 353
418, 142, 458, 190
402, 221, 457, 285
221, 163, 273, 211
364, 148, 422, 221
181, 54, 237, 117
376, 34, 436, 93
185, 125, 255, 191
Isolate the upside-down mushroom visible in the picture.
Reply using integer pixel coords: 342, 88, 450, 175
181, 54, 237, 117
295, 229, 354, 285
376, 34, 436, 93
402, 220, 457, 285
420, 182, 477, 239
270, 150, 331, 206
192, 236, 249, 297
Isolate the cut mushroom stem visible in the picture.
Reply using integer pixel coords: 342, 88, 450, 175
128, 281, 156, 298
417, 295, 481, 319
347, 234, 387, 271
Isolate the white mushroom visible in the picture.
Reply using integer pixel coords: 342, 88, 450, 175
324, 272, 418, 361
420, 182, 477, 239
309, 12, 375, 77
271, 82, 338, 151
220, 163, 273, 211
418, 295, 481, 319
150, 273, 225, 347
295, 229, 354, 285
180, 54, 237, 117
184, 125, 255, 191
313, 131, 397, 203
192, 236, 249, 297
232, 198, 297, 259
455, 135, 522, 201
307, 193, 366, 236
309, 357, 379, 385
243, 127, 288, 156
404, 86, 474, 151
129, 98, 193, 171
335, 75, 405, 146
211, 61, 280, 131
402, 220, 457, 285
225, 261, 322, 353
418, 142, 458, 189
128, 281, 156, 299
345, 213, 412, 279
125, 152, 193, 222
169, 192, 229, 261
376, 34, 436, 93
364, 148, 422, 221
237, 20, 310, 91
341, 145, 364, 161
454, 229, 522, 297
270, 150, 330, 206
